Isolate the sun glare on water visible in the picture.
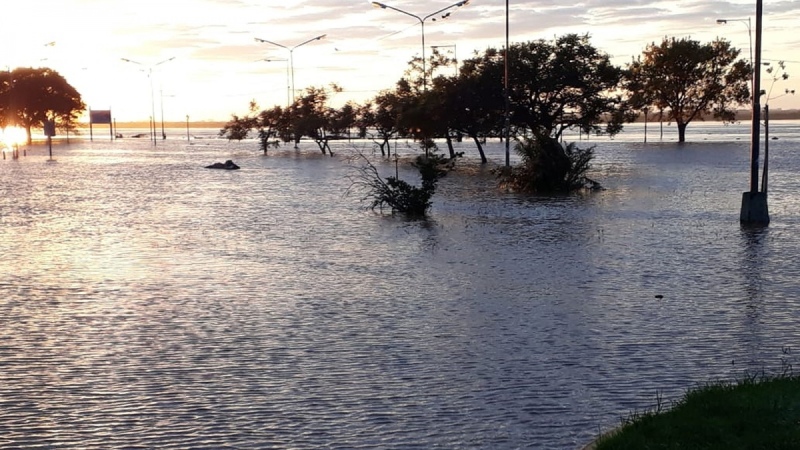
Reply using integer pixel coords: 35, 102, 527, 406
1, 127, 27, 149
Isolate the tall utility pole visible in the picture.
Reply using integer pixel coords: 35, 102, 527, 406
504, 0, 511, 168
740, 0, 768, 225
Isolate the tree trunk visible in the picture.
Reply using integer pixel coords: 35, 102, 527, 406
312, 135, 327, 154
25, 125, 33, 145
445, 134, 455, 159
382, 136, 392, 157
677, 122, 688, 143
471, 135, 487, 164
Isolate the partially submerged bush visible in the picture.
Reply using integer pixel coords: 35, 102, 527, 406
499, 135, 599, 193
348, 152, 454, 217
257, 129, 280, 155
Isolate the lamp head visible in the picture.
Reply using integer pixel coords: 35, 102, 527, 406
716, 19, 727, 24
372, 2, 387, 8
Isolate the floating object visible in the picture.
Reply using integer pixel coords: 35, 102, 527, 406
205, 160, 240, 170
654, 294, 664, 299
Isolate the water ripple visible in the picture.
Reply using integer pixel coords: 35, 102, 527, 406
1, 134, 800, 448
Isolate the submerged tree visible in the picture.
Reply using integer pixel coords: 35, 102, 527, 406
347, 152, 455, 217
454, 34, 619, 192
626, 37, 750, 142
291, 84, 344, 155
219, 100, 259, 140
220, 85, 349, 156
219, 100, 285, 154
361, 90, 404, 157
499, 134, 597, 193
461, 34, 627, 140
0, 67, 86, 144
433, 65, 496, 164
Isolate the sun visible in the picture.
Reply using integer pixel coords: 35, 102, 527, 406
1, 126, 27, 149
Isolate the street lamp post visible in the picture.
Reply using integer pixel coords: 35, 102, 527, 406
716, 18, 753, 97
158, 87, 165, 139
371, 1, 470, 91
255, 35, 326, 104
121, 56, 176, 145
259, 58, 291, 107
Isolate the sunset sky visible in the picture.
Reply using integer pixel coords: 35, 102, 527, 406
3, 0, 798, 122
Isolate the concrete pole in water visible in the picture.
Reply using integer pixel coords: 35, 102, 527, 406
740, 0, 769, 225
503, 0, 510, 168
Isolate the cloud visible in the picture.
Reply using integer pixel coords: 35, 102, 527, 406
10, 0, 797, 120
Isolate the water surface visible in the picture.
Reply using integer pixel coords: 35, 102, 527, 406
2, 122, 799, 448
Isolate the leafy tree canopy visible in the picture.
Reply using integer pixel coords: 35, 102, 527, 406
462, 34, 627, 140
0, 67, 86, 144
625, 37, 750, 142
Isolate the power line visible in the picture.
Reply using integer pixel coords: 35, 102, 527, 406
763, 58, 800, 64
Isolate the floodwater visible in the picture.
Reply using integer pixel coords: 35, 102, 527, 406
1, 121, 799, 449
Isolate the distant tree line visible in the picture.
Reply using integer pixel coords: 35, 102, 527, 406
222, 34, 751, 153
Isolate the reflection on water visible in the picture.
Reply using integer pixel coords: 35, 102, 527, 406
1, 126, 800, 449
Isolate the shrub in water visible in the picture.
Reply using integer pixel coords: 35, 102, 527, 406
500, 135, 597, 193
348, 152, 454, 217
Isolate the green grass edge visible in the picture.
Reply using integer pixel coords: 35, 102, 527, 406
590, 373, 800, 450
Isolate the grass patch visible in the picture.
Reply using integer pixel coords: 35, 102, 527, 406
594, 374, 800, 450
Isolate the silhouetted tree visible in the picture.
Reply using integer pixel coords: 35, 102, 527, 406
463, 35, 626, 141
626, 37, 750, 142
331, 101, 357, 140
0, 67, 86, 144
219, 100, 259, 140
291, 84, 342, 155
436, 59, 506, 163
362, 91, 403, 157
0, 71, 10, 130
255, 105, 289, 154
221, 86, 350, 156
